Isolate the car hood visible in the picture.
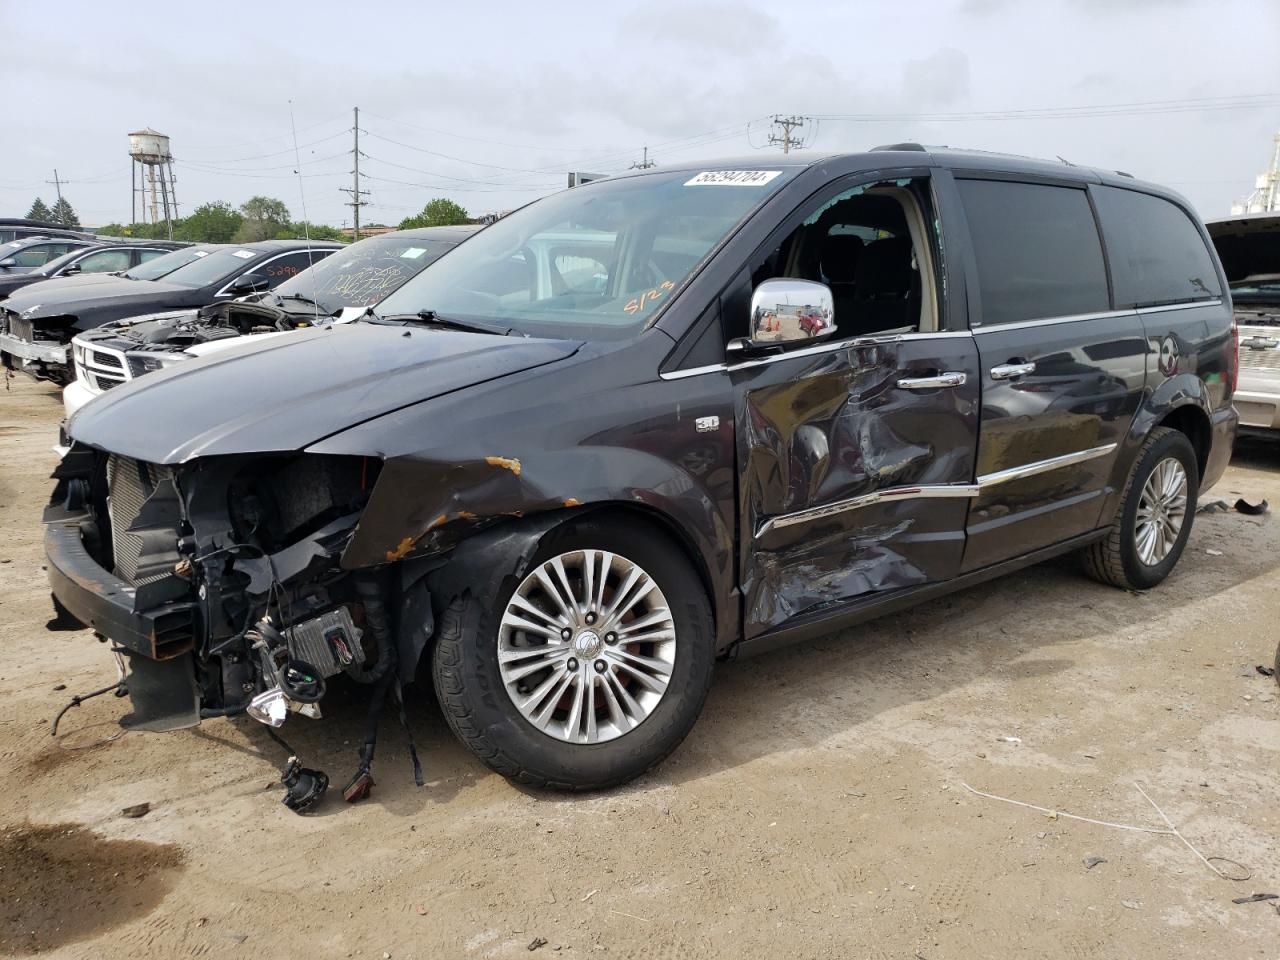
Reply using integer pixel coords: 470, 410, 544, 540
3, 275, 193, 321
67, 322, 582, 464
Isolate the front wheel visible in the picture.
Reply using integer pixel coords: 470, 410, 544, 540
1082, 426, 1199, 590
432, 516, 715, 790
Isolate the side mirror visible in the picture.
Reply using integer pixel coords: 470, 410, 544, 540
228, 272, 269, 295
61, 263, 82, 275
0, 258, 16, 269
746, 278, 836, 349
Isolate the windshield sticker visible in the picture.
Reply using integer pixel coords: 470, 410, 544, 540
399, 247, 427, 259
231, 249, 255, 259
192, 250, 208, 257
684, 170, 782, 187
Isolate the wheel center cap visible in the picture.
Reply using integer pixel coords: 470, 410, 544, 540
574, 630, 603, 659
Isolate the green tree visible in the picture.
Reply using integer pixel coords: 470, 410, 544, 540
278, 221, 346, 242
176, 202, 243, 243
50, 197, 81, 229
26, 197, 53, 221
233, 196, 291, 242
397, 198, 470, 230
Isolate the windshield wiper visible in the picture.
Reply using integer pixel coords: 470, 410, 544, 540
372, 309, 511, 336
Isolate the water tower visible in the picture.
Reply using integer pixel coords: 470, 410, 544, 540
129, 128, 179, 237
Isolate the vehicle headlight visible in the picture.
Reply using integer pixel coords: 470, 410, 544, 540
126, 352, 190, 377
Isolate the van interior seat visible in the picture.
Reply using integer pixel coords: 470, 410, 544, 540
851, 236, 919, 334
819, 234, 864, 333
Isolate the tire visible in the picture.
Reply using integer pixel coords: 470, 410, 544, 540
431, 516, 715, 790
1083, 427, 1199, 590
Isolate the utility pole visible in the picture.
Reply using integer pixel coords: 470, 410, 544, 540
45, 169, 66, 205
630, 146, 656, 170
768, 115, 809, 154
339, 106, 370, 240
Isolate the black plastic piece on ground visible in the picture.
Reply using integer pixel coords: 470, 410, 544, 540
280, 756, 329, 814
1234, 498, 1269, 516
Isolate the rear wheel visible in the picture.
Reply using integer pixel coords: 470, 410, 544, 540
432, 516, 714, 790
1083, 427, 1199, 590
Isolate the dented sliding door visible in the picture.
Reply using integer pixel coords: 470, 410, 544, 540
736, 332, 980, 638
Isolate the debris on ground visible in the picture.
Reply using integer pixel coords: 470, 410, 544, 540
1257, 664, 1276, 678
1231, 893, 1278, 905
1083, 856, 1106, 869
1198, 499, 1230, 514
1235, 498, 1269, 516
998, 736, 1022, 743
527, 936, 548, 951
121, 803, 151, 819
1206, 549, 1224, 557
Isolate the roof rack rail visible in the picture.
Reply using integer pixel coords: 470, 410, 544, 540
871, 142, 927, 152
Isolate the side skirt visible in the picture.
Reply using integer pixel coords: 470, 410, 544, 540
732, 527, 1109, 659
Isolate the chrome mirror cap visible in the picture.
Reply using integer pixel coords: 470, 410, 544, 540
749, 278, 836, 347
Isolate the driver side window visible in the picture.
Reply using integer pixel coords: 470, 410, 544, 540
745, 177, 940, 341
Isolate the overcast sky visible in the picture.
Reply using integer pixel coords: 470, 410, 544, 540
3, 0, 1278, 228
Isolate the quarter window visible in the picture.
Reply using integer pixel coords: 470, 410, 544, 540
1091, 186, 1221, 307
957, 179, 1110, 326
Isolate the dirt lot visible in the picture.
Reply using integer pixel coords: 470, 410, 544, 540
1, 374, 1278, 959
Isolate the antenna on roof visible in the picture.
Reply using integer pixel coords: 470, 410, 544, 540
288, 100, 322, 326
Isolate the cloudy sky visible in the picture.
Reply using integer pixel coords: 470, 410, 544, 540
3, 0, 1278, 228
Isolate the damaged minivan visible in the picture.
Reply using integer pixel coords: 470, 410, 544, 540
46, 147, 1236, 807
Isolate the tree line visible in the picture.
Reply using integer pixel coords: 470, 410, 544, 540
21, 194, 473, 243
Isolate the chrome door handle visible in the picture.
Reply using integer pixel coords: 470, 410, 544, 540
896, 371, 967, 390
990, 361, 1036, 380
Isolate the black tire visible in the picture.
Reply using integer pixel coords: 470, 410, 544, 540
431, 516, 715, 790
1082, 427, 1199, 590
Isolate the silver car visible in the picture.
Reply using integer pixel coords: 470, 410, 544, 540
1207, 213, 1280, 434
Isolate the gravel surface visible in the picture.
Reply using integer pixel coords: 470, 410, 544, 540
1, 375, 1277, 958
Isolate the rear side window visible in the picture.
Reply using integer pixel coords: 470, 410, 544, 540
1091, 186, 1221, 307
957, 179, 1110, 325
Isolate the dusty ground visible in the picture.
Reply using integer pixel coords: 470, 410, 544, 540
1, 373, 1278, 960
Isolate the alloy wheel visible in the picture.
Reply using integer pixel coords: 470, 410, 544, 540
1135, 457, 1188, 566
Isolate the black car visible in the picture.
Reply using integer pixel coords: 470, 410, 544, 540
45, 147, 1236, 810
1, 239, 341, 381
0, 218, 96, 244
0, 235, 96, 275
66, 225, 481, 404
0, 240, 188, 300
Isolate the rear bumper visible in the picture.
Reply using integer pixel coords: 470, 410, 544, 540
44, 509, 196, 660
0, 330, 67, 365
1203, 404, 1238, 492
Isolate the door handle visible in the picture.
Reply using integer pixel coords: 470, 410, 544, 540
990, 361, 1036, 380
896, 371, 967, 390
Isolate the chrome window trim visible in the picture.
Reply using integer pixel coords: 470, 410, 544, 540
970, 299, 1223, 334
755, 442, 1118, 536
660, 329, 974, 380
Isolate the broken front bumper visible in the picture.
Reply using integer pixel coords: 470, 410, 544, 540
0, 331, 67, 365
43, 505, 196, 661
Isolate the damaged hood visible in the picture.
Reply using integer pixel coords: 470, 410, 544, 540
3, 275, 197, 326
67, 321, 581, 463
1207, 213, 1280, 296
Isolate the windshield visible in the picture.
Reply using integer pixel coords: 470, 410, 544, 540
124, 246, 212, 281
374, 168, 796, 339
274, 233, 463, 314
156, 246, 270, 288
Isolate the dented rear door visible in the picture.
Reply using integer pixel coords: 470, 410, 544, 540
736, 331, 980, 638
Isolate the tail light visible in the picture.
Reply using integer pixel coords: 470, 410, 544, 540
1227, 316, 1239, 394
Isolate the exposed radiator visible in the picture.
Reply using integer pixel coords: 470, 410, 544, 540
106, 454, 173, 585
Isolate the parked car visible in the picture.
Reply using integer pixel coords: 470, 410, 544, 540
1, 239, 341, 382
45, 148, 1236, 809
0, 236, 96, 276
0, 217, 96, 244
63, 226, 478, 415
0, 240, 187, 300
1205, 213, 1280, 435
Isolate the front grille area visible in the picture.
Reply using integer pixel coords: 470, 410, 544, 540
107, 454, 174, 585
1239, 348, 1280, 372
94, 373, 124, 391
91, 350, 123, 368
8, 314, 33, 342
